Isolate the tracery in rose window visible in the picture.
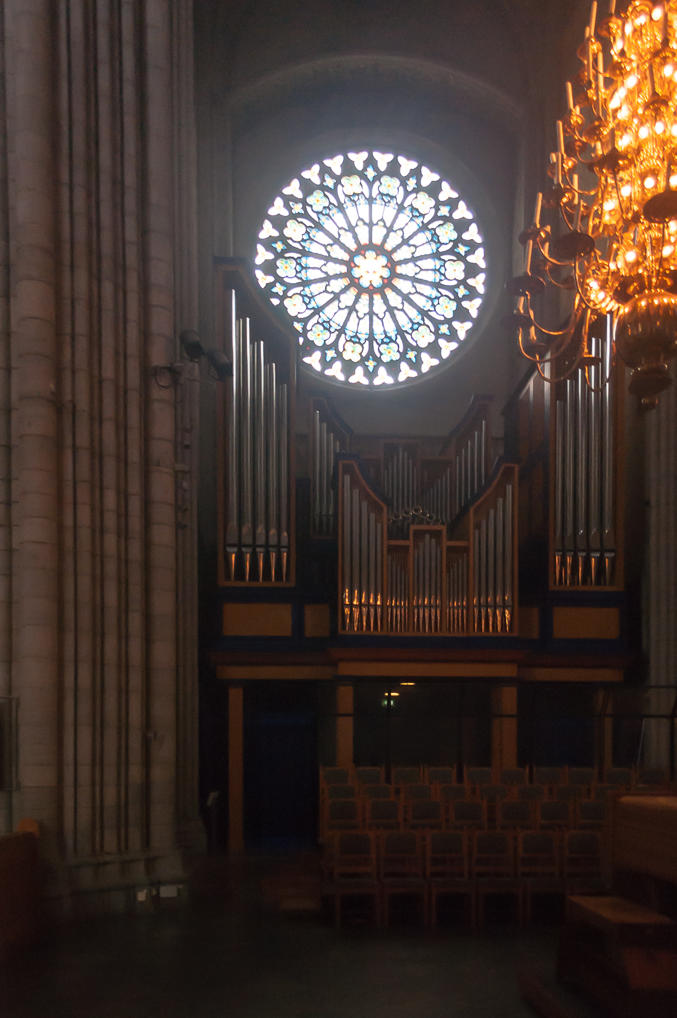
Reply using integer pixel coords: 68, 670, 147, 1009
255, 150, 486, 388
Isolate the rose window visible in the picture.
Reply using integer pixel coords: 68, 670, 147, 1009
255, 150, 487, 387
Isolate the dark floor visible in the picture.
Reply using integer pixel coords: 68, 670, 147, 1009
0, 857, 601, 1018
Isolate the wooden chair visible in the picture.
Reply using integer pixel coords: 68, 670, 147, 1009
500, 767, 527, 788
518, 784, 546, 803
392, 766, 421, 789
365, 798, 401, 831
604, 767, 633, 789
354, 766, 383, 786
567, 767, 596, 795
465, 766, 493, 795
426, 831, 474, 928
326, 783, 356, 799
563, 830, 604, 895
325, 799, 360, 837
426, 766, 456, 787
403, 783, 432, 801
321, 766, 351, 788
473, 830, 523, 928
532, 766, 565, 793
518, 830, 562, 924
326, 832, 380, 928
450, 799, 485, 830
576, 799, 606, 829
538, 800, 571, 830
379, 831, 427, 926
361, 783, 393, 801
439, 784, 468, 826
496, 799, 532, 831
407, 799, 443, 831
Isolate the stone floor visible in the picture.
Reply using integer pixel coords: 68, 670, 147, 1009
0, 856, 601, 1018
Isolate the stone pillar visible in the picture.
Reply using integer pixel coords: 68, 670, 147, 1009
491, 686, 518, 775
0, 0, 201, 900
336, 684, 354, 768
227, 685, 244, 856
6, 0, 60, 846
644, 374, 677, 772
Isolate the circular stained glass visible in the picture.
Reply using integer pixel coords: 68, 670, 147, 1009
254, 150, 487, 387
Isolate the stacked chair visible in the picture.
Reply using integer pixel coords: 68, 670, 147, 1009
318, 762, 644, 928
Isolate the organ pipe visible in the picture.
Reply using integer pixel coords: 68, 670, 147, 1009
551, 326, 616, 587
222, 289, 292, 584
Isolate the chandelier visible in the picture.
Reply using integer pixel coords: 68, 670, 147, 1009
509, 0, 677, 408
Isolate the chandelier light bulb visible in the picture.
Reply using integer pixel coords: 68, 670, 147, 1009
508, 0, 677, 406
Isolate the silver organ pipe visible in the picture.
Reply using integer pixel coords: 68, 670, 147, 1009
311, 405, 345, 537
223, 295, 292, 584
576, 369, 588, 585
225, 291, 239, 580
266, 361, 278, 581
279, 382, 289, 582
601, 320, 615, 584
552, 325, 615, 587
471, 475, 515, 634
504, 482, 513, 632
339, 463, 386, 632
254, 341, 267, 582
239, 319, 253, 582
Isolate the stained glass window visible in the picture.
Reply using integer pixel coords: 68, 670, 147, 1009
255, 151, 486, 387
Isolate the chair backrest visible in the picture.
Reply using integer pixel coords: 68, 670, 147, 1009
333, 832, 376, 877
518, 784, 546, 801
427, 831, 467, 878
403, 783, 431, 800
380, 831, 422, 876
408, 800, 442, 828
327, 784, 356, 800
362, 783, 393, 800
564, 830, 601, 876
465, 766, 493, 788
500, 767, 526, 786
480, 784, 509, 803
577, 800, 606, 827
604, 767, 632, 787
538, 800, 570, 828
322, 767, 350, 785
567, 766, 596, 787
427, 766, 456, 785
556, 785, 582, 802
518, 830, 558, 876
327, 799, 359, 828
354, 766, 383, 785
497, 800, 531, 829
451, 799, 484, 828
366, 799, 400, 828
440, 783, 467, 803
392, 766, 421, 785
533, 766, 564, 787
473, 830, 514, 876
637, 768, 669, 786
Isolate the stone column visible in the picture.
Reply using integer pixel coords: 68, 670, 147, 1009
644, 374, 677, 772
6, 0, 60, 846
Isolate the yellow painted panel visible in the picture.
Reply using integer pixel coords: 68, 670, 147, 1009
222, 602, 292, 637
217, 665, 334, 680
519, 604, 540, 639
552, 606, 620, 640
519, 667, 622, 683
337, 661, 518, 678
304, 603, 331, 638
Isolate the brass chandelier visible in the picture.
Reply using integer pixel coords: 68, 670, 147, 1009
510, 0, 677, 408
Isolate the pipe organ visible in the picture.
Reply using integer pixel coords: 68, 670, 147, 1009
217, 270, 295, 586
338, 458, 518, 635
310, 399, 350, 539
340, 462, 386, 632
552, 325, 617, 587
